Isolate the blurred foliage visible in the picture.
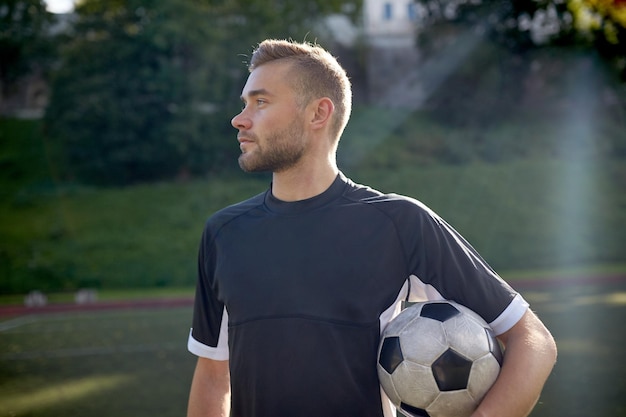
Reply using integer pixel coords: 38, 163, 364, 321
45, 0, 221, 184
407, 0, 626, 164
414, 0, 626, 79
0, 0, 57, 93
44, 0, 360, 185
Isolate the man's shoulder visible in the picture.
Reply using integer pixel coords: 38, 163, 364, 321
205, 191, 266, 230
343, 179, 431, 214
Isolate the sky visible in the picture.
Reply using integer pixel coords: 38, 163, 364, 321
44, 0, 75, 14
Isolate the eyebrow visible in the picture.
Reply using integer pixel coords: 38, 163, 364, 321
240, 88, 274, 102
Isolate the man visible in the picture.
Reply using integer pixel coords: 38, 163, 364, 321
187, 39, 557, 417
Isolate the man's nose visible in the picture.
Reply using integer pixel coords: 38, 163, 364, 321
231, 110, 251, 130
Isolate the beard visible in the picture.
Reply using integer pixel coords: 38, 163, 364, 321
238, 117, 307, 173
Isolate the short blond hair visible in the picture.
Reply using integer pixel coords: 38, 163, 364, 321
249, 39, 352, 142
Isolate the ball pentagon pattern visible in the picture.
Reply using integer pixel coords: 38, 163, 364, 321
377, 301, 502, 417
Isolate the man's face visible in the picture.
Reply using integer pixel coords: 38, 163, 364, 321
231, 61, 308, 173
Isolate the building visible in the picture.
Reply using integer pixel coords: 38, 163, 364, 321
364, 0, 423, 46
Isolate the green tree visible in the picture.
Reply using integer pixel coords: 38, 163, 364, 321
45, 0, 360, 185
0, 0, 56, 101
567, 0, 626, 77
46, 0, 218, 184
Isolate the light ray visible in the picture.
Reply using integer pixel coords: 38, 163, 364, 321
0, 374, 133, 415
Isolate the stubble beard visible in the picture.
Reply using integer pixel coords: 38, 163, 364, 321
238, 118, 307, 173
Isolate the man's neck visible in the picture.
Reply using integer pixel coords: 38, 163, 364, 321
271, 161, 339, 202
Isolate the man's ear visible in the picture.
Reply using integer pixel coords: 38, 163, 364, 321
309, 97, 334, 131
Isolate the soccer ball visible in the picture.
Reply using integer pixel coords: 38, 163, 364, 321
377, 301, 503, 417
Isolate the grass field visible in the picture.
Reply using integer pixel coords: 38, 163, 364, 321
1, 278, 625, 417
518, 279, 626, 417
0, 307, 196, 417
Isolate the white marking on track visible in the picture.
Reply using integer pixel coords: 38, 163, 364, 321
1, 342, 182, 360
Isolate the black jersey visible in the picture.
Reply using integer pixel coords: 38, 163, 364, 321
188, 172, 528, 417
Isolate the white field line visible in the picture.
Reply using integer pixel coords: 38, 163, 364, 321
1, 341, 183, 360
0, 315, 41, 332
1, 310, 190, 360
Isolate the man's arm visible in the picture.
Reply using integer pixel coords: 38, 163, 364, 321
187, 357, 231, 417
471, 309, 557, 417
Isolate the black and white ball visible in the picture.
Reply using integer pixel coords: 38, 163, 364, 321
377, 301, 503, 417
